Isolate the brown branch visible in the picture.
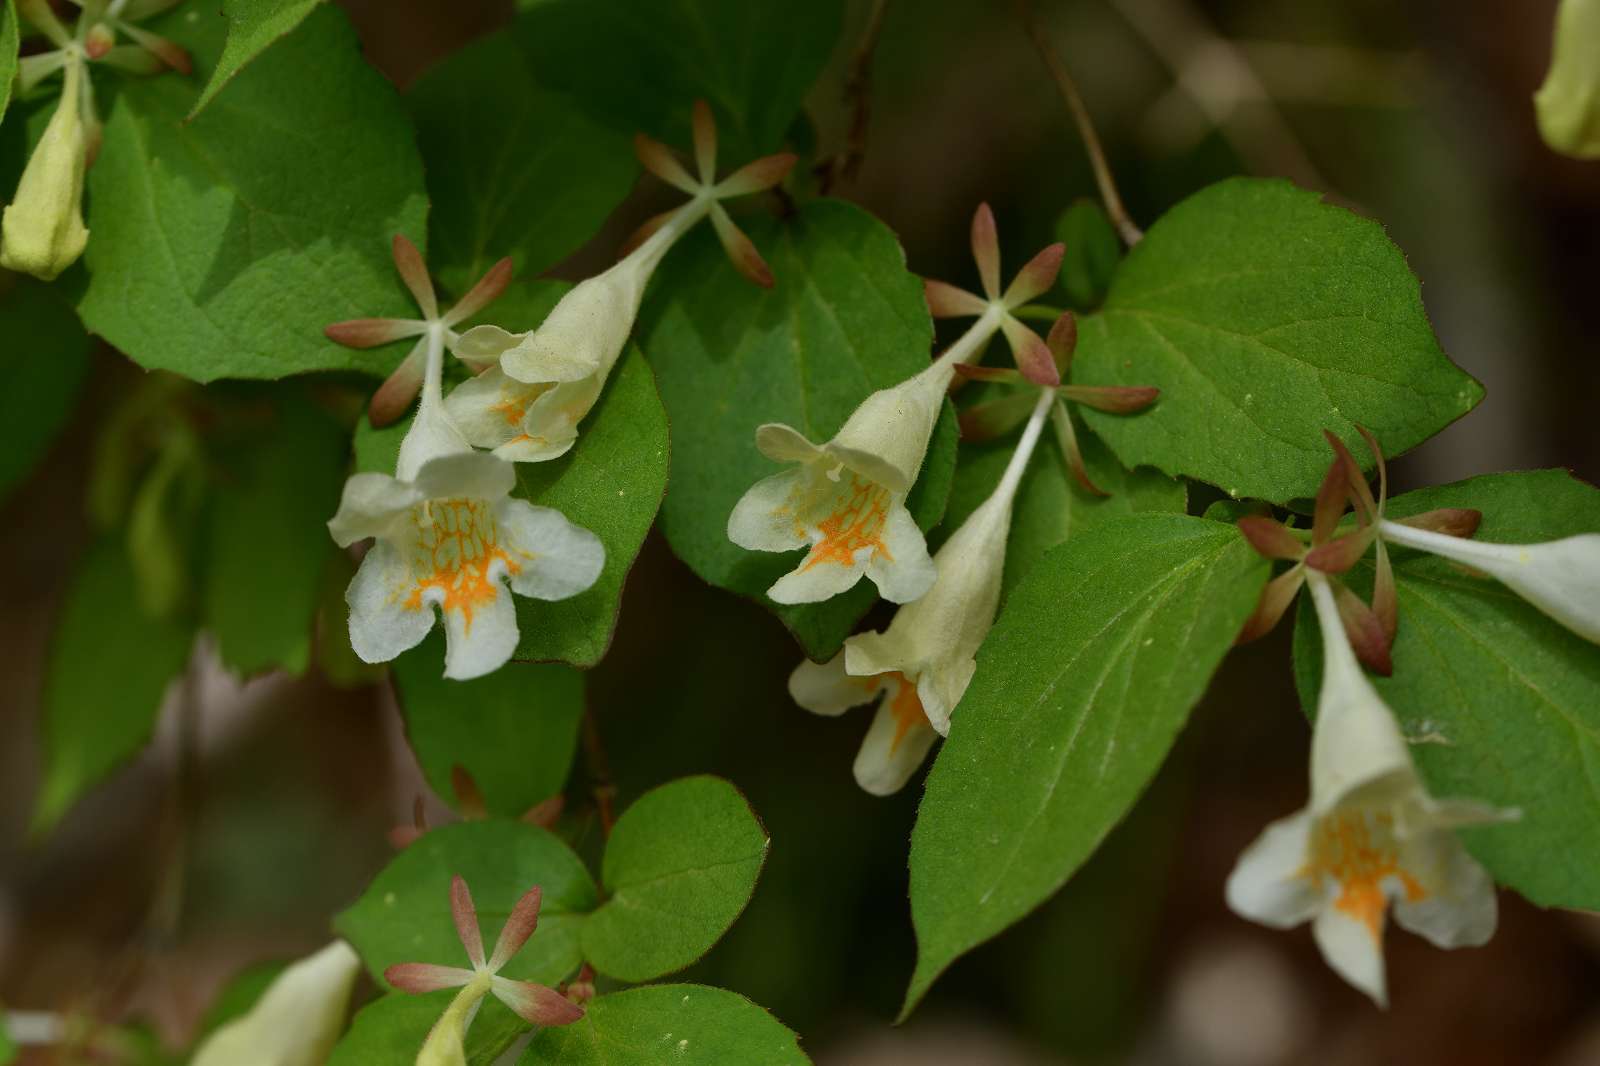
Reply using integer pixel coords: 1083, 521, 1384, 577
580, 706, 616, 838
819, 0, 891, 194
1015, 0, 1144, 246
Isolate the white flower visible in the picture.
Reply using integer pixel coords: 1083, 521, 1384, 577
190, 940, 362, 1066
728, 204, 1066, 606
1226, 571, 1516, 1006
1535, 0, 1600, 158
789, 656, 939, 796
1, 53, 89, 281
1378, 518, 1600, 644
327, 321, 603, 680
447, 100, 794, 463
786, 390, 1055, 792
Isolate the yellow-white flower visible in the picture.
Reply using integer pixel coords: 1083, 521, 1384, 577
1, 53, 90, 280
447, 101, 794, 463
787, 390, 1053, 792
189, 940, 362, 1066
327, 322, 603, 680
1225, 571, 1515, 1006
1535, 0, 1600, 158
728, 205, 1065, 606
1377, 518, 1600, 644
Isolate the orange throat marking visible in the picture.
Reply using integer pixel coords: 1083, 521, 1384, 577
1307, 810, 1426, 941
799, 473, 891, 572
881, 672, 926, 754
402, 497, 522, 631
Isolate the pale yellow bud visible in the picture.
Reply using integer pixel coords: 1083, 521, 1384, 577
1, 58, 90, 280
1535, 0, 1600, 159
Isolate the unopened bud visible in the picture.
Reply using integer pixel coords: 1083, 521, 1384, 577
1, 60, 91, 280
1535, 0, 1600, 159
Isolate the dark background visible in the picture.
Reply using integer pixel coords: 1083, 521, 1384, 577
3, 1, 1598, 1063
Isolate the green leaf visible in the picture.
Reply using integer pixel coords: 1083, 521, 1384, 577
905, 514, 1268, 1014
335, 819, 598, 988
940, 413, 1185, 597
521, 984, 809, 1066
188, 0, 325, 118
201, 392, 347, 676
512, 345, 669, 667
1073, 177, 1481, 503
0, 0, 17, 126
1054, 199, 1120, 310
582, 776, 768, 981
33, 539, 195, 834
393, 630, 586, 818
0, 280, 91, 500
328, 991, 526, 1066
406, 30, 636, 291
512, 0, 843, 162
641, 199, 953, 661
79, 4, 428, 381
1290, 469, 1600, 910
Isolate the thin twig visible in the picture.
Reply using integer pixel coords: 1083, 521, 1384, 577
580, 706, 616, 838
819, 0, 891, 193
1015, 0, 1144, 246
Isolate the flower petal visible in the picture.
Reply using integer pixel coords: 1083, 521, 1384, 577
970, 202, 1001, 300
328, 472, 421, 546
1001, 242, 1064, 308
999, 315, 1060, 386
923, 279, 989, 319
863, 501, 937, 604
346, 540, 435, 665
714, 152, 798, 197
789, 655, 879, 717
453, 323, 526, 366
440, 572, 519, 680
487, 886, 543, 972
443, 366, 545, 451
412, 451, 517, 505
384, 962, 475, 994
853, 693, 938, 796
1224, 808, 1320, 928
634, 133, 699, 194
392, 233, 438, 321
496, 499, 605, 601
490, 977, 584, 1026
728, 467, 811, 553
1391, 828, 1498, 950
191, 941, 363, 1066
767, 549, 872, 604
709, 202, 774, 287
451, 875, 486, 969
754, 423, 822, 464
443, 256, 515, 328
1312, 902, 1389, 1006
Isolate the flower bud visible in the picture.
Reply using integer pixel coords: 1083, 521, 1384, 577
1535, 0, 1600, 159
2, 60, 91, 280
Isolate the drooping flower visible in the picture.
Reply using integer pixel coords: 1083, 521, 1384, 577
190, 940, 363, 1066
727, 205, 1066, 606
1535, 0, 1600, 158
1302, 428, 1600, 646
324, 235, 514, 428
788, 388, 1056, 792
386, 876, 583, 1065
1225, 570, 1516, 1006
2, 0, 190, 280
1, 52, 90, 280
446, 101, 795, 463
326, 308, 603, 680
